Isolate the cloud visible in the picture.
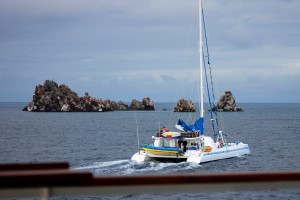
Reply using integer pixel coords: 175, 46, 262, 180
0, 0, 300, 102
205, 0, 300, 50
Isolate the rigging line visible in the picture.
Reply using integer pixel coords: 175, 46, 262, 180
210, 76, 225, 132
202, 1, 210, 65
169, 100, 179, 128
171, 4, 198, 128
201, 1, 220, 132
203, 52, 217, 137
208, 65, 220, 130
201, 0, 218, 137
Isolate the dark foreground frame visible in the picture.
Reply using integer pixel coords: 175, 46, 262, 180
0, 162, 300, 199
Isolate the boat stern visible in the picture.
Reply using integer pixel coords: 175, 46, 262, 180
131, 150, 152, 162
238, 142, 250, 155
186, 151, 202, 164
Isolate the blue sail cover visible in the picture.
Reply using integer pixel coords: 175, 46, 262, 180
177, 118, 204, 135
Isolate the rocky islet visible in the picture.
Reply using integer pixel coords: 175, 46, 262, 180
22, 80, 154, 112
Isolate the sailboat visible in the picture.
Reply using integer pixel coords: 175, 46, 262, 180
131, 0, 250, 164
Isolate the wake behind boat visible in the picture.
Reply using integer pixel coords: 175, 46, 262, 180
131, 0, 250, 164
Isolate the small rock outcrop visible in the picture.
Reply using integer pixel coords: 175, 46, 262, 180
111, 101, 129, 110
129, 97, 155, 110
214, 91, 243, 112
142, 97, 155, 110
23, 80, 154, 112
174, 98, 196, 112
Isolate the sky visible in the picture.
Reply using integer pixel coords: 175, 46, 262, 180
0, 0, 300, 103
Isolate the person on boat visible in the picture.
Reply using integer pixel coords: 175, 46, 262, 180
193, 131, 199, 137
156, 129, 161, 137
196, 142, 200, 150
182, 140, 188, 152
178, 138, 183, 150
219, 141, 224, 148
156, 127, 169, 137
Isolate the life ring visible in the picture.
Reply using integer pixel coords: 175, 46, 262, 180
193, 132, 199, 137
162, 132, 181, 138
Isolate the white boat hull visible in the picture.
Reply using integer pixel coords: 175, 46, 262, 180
187, 143, 250, 164
131, 150, 152, 162
131, 143, 250, 164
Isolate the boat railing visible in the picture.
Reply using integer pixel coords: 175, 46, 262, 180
180, 132, 198, 138
0, 162, 300, 199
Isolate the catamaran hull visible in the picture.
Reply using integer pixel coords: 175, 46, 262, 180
131, 143, 250, 164
131, 150, 152, 162
187, 143, 250, 164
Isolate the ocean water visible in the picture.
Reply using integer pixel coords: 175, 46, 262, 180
1, 102, 300, 199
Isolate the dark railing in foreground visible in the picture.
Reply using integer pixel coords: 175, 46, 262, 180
0, 162, 300, 199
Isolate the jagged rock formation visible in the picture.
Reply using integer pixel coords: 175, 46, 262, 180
23, 80, 154, 112
214, 91, 243, 112
142, 97, 155, 110
111, 101, 129, 110
174, 98, 196, 112
129, 97, 155, 110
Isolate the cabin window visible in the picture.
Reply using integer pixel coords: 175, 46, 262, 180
163, 139, 170, 147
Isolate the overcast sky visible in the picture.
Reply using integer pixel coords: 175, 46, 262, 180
0, 0, 299, 103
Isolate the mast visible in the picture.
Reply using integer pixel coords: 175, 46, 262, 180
199, 0, 204, 118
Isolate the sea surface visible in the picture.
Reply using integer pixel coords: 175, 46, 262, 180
1, 102, 300, 199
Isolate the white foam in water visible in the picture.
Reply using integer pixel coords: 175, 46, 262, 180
75, 159, 129, 170
74, 160, 203, 176
129, 161, 202, 174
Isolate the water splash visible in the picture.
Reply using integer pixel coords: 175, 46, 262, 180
74, 160, 202, 176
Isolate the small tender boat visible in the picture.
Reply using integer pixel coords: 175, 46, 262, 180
131, 0, 250, 164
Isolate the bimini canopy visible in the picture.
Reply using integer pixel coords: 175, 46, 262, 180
175, 118, 204, 135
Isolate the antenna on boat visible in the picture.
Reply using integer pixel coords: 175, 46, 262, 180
134, 110, 140, 154
136, 125, 140, 154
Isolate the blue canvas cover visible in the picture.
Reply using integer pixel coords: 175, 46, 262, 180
177, 118, 204, 134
